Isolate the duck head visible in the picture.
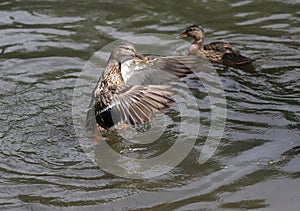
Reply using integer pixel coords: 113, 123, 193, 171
180, 25, 205, 44
109, 41, 139, 63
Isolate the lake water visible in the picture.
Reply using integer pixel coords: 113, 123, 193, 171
1, 0, 300, 210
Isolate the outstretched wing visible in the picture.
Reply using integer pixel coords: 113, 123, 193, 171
121, 55, 205, 85
94, 84, 174, 129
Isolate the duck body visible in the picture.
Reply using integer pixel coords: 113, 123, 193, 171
87, 41, 203, 131
93, 60, 124, 129
181, 25, 253, 66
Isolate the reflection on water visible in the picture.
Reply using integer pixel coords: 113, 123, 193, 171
0, 0, 299, 210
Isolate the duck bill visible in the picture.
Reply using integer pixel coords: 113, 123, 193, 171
179, 32, 188, 38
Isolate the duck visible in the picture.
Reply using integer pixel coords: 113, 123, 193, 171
86, 41, 203, 132
180, 25, 253, 67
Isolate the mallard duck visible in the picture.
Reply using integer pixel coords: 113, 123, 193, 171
86, 41, 202, 131
180, 25, 253, 66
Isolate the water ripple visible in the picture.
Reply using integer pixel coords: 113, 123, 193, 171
1, 0, 300, 210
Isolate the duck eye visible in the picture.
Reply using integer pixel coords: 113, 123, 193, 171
123, 47, 132, 51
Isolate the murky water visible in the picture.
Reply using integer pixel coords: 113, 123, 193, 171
1, 0, 300, 210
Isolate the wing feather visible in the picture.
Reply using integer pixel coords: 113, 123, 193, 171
203, 42, 232, 53
121, 55, 205, 85
95, 85, 175, 128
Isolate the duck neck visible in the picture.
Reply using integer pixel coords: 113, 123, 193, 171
192, 34, 204, 48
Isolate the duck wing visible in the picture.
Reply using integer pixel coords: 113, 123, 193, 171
121, 55, 204, 85
203, 42, 233, 53
94, 84, 174, 129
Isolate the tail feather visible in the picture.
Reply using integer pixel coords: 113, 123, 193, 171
222, 52, 253, 66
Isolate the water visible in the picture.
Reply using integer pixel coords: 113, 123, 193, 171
1, 0, 300, 210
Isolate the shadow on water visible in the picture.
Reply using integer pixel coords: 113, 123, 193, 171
0, 0, 300, 210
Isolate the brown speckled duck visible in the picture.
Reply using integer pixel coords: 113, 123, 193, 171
86, 41, 202, 131
180, 25, 253, 66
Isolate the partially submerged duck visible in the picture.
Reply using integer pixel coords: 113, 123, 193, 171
180, 25, 253, 67
86, 41, 202, 132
